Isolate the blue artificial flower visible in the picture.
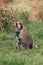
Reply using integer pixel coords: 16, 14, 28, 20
13, 30, 20, 37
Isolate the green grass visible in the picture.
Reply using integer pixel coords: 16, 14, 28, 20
0, 21, 43, 65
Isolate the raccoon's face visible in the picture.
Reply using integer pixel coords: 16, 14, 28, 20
14, 22, 23, 30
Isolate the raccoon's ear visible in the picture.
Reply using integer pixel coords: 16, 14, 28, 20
14, 22, 17, 27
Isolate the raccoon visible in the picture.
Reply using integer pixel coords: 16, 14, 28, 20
14, 21, 38, 49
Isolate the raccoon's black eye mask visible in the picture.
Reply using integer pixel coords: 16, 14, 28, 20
16, 22, 23, 30
19, 23, 23, 29
16, 22, 18, 27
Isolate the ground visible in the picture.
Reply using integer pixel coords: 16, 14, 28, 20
0, 21, 43, 65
